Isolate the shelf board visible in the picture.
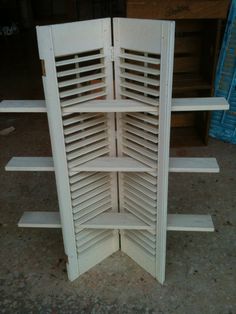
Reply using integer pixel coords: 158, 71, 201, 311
172, 97, 229, 112
0, 100, 46, 112
18, 211, 214, 232
70, 157, 154, 172
62, 99, 158, 113
77, 212, 153, 230
169, 157, 219, 173
0, 98, 228, 113
5, 156, 219, 173
167, 214, 214, 232
18, 211, 61, 228
5, 157, 54, 171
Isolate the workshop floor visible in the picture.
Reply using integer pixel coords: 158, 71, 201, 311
0, 114, 235, 313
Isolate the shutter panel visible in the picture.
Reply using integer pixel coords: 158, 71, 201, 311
113, 18, 175, 281
36, 18, 119, 280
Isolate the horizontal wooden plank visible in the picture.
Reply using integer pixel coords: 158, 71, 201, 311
127, 0, 230, 19
169, 157, 219, 173
18, 212, 214, 232
18, 211, 61, 228
70, 157, 154, 172
0, 100, 46, 112
6, 157, 220, 173
0, 97, 228, 113
5, 157, 54, 171
62, 100, 157, 113
172, 97, 229, 111
77, 212, 154, 230
167, 214, 214, 232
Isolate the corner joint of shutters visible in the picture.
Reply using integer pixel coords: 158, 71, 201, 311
41, 59, 46, 76
110, 46, 114, 62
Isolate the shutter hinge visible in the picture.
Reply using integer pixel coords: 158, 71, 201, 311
110, 46, 114, 62
41, 59, 46, 76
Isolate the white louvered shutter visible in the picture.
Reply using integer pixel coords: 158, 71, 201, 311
37, 18, 175, 283
113, 18, 175, 282
37, 19, 119, 280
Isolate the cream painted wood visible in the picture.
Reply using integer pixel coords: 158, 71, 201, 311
4, 18, 223, 284
169, 157, 219, 173
0, 98, 229, 113
5, 157, 54, 171
172, 97, 229, 111
0, 100, 46, 112
18, 211, 61, 228
167, 214, 214, 232
18, 211, 214, 232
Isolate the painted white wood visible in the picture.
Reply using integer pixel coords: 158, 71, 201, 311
156, 21, 175, 284
113, 18, 163, 54
169, 157, 219, 173
0, 100, 46, 112
50, 18, 111, 57
172, 97, 229, 111
62, 99, 157, 113
37, 25, 80, 281
78, 212, 154, 230
18, 211, 61, 228
70, 157, 154, 172
167, 214, 214, 232
5, 157, 54, 171
0, 97, 228, 113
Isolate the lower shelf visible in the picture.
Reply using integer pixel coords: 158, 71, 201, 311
18, 211, 214, 232
6, 156, 219, 173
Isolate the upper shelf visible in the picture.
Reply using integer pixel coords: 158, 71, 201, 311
0, 97, 229, 113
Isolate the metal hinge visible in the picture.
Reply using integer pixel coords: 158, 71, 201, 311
110, 46, 114, 62
41, 59, 46, 76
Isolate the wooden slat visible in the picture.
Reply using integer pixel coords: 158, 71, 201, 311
172, 97, 229, 111
78, 212, 154, 230
56, 53, 104, 66
0, 100, 46, 112
167, 214, 214, 232
18, 211, 61, 228
169, 157, 219, 173
120, 62, 160, 75
5, 157, 54, 171
119, 53, 160, 64
70, 157, 153, 172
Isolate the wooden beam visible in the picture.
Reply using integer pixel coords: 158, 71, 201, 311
167, 214, 214, 232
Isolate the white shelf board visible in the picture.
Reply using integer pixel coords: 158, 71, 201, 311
171, 97, 229, 112
5, 156, 219, 173
0, 100, 46, 112
78, 212, 154, 230
169, 157, 219, 173
5, 157, 54, 171
167, 214, 214, 232
0, 97, 228, 113
62, 99, 158, 113
70, 157, 154, 172
18, 211, 61, 228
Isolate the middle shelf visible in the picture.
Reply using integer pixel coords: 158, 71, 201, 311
6, 156, 219, 173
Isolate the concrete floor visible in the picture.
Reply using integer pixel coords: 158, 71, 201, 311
0, 114, 235, 313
